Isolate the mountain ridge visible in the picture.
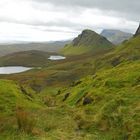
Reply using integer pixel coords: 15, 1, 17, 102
101, 29, 133, 44
0, 40, 71, 57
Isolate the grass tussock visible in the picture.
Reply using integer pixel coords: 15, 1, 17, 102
16, 107, 36, 134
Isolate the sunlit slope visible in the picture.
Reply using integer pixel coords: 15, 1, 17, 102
0, 79, 41, 115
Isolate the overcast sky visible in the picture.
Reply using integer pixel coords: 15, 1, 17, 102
0, 0, 139, 42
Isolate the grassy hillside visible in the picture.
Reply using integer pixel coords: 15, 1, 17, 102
58, 60, 140, 139
1, 62, 139, 139
0, 79, 41, 114
95, 35, 140, 70
61, 29, 114, 56
0, 32, 139, 139
0, 79, 43, 139
56, 35, 140, 139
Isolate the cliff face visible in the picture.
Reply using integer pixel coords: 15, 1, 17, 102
134, 24, 140, 36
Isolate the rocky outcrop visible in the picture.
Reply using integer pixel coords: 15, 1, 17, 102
83, 96, 93, 105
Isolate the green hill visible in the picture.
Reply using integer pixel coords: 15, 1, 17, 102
0, 50, 55, 67
61, 29, 114, 56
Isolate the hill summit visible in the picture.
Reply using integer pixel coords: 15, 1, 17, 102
72, 29, 113, 47
134, 23, 140, 36
62, 29, 114, 55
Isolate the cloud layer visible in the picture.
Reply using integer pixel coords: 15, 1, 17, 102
0, 0, 139, 42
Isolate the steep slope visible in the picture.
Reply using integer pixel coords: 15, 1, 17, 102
0, 50, 55, 67
101, 29, 133, 44
57, 35, 140, 139
95, 34, 140, 69
58, 61, 140, 139
62, 29, 114, 56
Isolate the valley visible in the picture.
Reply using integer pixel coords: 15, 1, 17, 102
0, 27, 140, 140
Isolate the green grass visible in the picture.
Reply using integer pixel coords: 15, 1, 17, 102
61, 45, 91, 55
95, 35, 140, 70
59, 60, 140, 139
0, 80, 41, 115
61, 44, 113, 56
0, 35, 139, 139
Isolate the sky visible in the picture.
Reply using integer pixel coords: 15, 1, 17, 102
0, 0, 139, 43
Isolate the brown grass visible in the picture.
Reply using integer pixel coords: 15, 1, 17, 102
16, 107, 36, 134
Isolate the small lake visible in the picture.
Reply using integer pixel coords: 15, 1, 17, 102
0, 66, 32, 74
48, 55, 66, 60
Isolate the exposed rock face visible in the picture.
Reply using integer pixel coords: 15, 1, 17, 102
134, 24, 140, 37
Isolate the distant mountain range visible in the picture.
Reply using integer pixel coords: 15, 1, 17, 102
0, 40, 71, 56
101, 29, 133, 44
62, 29, 114, 55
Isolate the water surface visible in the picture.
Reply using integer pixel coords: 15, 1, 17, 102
0, 66, 32, 74
48, 55, 66, 60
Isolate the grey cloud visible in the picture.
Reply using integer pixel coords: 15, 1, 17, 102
33, 0, 140, 21
0, 16, 137, 34
0, 0, 138, 36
